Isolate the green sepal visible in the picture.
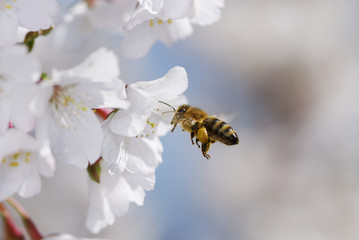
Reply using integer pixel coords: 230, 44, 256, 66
87, 159, 102, 183
23, 26, 53, 52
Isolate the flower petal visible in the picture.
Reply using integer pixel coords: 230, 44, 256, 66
158, 0, 193, 19
120, 21, 160, 59
17, 0, 58, 31
191, 0, 225, 26
49, 109, 103, 168
0, 45, 41, 83
0, 10, 18, 46
133, 66, 188, 100
138, 0, 164, 14
102, 117, 129, 173
86, 180, 115, 234
159, 17, 193, 46
59, 48, 120, 83
109, 87, 154, 136
18, 162, 41, 198
0, 93, 11, 135
0, 162, 25, 201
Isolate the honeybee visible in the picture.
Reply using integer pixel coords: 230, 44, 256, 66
160, 102, 239, 159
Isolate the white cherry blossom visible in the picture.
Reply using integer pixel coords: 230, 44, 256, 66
0, 0, 58, 48
85, 66, 188, 233
121, 0, 225, 58
86, 144, 161, 233
121, 0, 193, 58
34, 48, 128, 169
108, 66, 188, 138
31, 1, 127, 72
0, 128, 54, 201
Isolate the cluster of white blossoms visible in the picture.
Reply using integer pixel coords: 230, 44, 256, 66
0, 0, 224, 237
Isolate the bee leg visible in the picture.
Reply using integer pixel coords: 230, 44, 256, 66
201, 142, 211, 159
196, 126, 210, 159
171, 124, 177, 132
195, 138, 200, 148
190, 122, 200, 145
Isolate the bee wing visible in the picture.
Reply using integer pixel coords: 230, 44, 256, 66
213, 112, 240, 123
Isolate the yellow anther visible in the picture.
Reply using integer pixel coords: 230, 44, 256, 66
149, 19, 154, 27
9, 162, 19, 167
167, 19, 172, 24
13, 152, 20, 160
25, 152, 31, 163
82, 106, 87, 111
2, 158, 6, 163
5, 4, 12, 9
157, 19, 163, 24
147, 120, 156, 128
63, 95, 75, 106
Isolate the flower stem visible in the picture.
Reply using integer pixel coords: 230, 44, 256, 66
6, 198, 43, 240
0, 202, 24, 240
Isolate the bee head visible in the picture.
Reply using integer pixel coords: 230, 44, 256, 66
171, 104, 190, 124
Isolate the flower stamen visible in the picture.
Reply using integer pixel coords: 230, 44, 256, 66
149, 18, 172, 27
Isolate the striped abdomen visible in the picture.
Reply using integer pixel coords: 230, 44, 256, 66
202, 117, 239, 145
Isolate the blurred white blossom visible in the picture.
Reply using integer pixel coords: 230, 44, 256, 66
0, 128, 54, 201
0, 45, 40, 134
0, 0, 58, 48
121, 0, 225, 58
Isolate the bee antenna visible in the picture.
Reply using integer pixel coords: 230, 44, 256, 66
162, 111, 175, 115
158, 101, 176, 111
